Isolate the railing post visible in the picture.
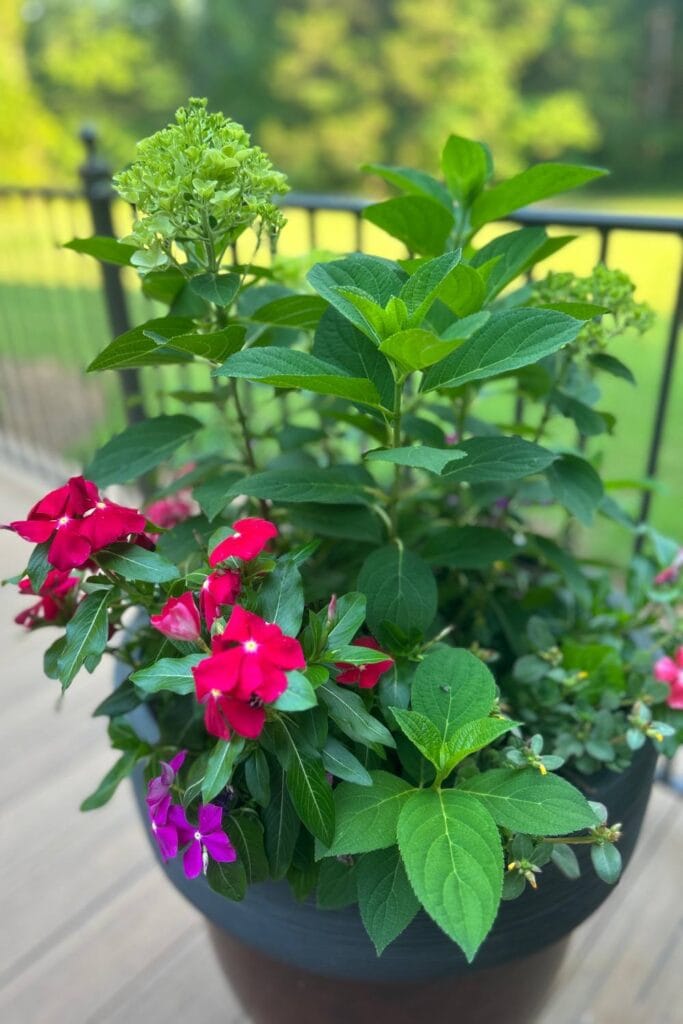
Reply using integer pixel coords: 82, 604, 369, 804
79, 126, 145, 425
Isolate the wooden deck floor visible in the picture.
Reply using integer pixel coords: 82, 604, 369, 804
1, 463, 681, 1024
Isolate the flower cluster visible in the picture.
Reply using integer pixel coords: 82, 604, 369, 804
114, 98, 289, 273
145, 753, 237, 878
6, 476, 146, 571
14, 569, 79, 629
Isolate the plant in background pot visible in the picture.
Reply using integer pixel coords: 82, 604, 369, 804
5, 99, 682, 1024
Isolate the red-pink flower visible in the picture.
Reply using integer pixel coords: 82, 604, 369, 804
6, 476, 146, 571
150, 593, 202, 642
172, 803, 237, 879
654, 647, 683, 710
145, 494, 195, 530
654, 550, 683, 586
209, 517, 278, 567
335, 636, 394, 690
200, 570, 241, 628
14, 570, 79, 629
192, 605, 305, 740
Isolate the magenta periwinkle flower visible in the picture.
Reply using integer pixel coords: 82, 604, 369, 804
173, 803, 237, 878
146, 750, 187, 824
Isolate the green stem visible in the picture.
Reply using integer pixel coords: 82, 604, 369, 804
388, 377, 404, 539
533, 348, 572, 443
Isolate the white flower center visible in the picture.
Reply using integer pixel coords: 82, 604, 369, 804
243, 640, 259, 653
211, 688, 222, 698
232, 531, 241, 539
57, 516, 70, 527
194, 830, 202, 842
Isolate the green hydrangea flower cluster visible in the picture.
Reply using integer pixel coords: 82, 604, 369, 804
114, 98, 289, 273
532, 265, 654, 349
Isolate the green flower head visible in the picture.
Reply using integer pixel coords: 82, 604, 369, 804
114, 98, 289, 273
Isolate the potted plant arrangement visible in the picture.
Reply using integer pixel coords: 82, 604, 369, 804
6, 99, 682, 1023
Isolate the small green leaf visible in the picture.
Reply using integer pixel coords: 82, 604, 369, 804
442, 717, 517, 771
190, 272, 241, 307
327, 644, 393, 665
400, 250, 462, 323
88, 317, 196, 371
96, 544, 179, 583
65, 235, 136, 266
397, 789, 503, 961
327, 592, 367, 649
27, 542, 51, 592
307, 255, 403, 336
551, 843, 581, 880
273, 671, 318, 712
324, 771, 414, 856
131, 654, 204, 696
470, 163, 607, 230
358, 544, 437, 636
546, 454, 604, 526
202, 737, 245, 803
85, 415, 202, 487
363, 196, 455, 256
168, 325, 246, 362
458, 768, 600, 835
318, 682, 396, 748
362, 162, 452, 207
322, 737, 373, 786
390, 709, 444, 768
441, 135, 492, 203
357, 847, 420, 954
412, 647, 496, 742
207, 858, 248, 901
285, 746, 335, 846
591, 843, 622, 884
259, 557, 304, 637
379, 328, 462, 372
57, 590, 110, 689
443, 436, 556, 483
364, 444, 465, 475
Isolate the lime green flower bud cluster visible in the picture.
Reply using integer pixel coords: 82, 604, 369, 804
114, 98, 289, 273
532, 266, 654, 350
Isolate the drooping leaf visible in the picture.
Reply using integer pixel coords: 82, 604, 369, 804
57, 590, 110, 689
207, 859, 248, 901
591, 842, 622, 884
358, 544, 437, 636
458, 768, 600, 834
422, 309, 582, 392
85, 415, 202, 486
356, 846, 420, 954
26, 541, 51, 592
546, 454, 604, 526
131, 654, 204, 696
322, 737, 373, 786
80, 750, 140, 811
285, 744, 335, 846
96, 544, 180, 583
361, 163, 452, 208
318, 682, 396, 748
397, 789, 503, 961
323, 771, 414, 857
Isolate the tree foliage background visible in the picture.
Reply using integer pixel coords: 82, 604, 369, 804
2, 0, 681, 190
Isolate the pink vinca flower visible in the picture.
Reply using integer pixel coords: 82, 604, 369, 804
654, 647, 683, 710
146, 751, 187, 825
200, 570, 241, 629
192, 605, 306, 740
14, 569, 79, 629
209, 517, 278, 567
335, 636, 394, 689
150, 593, 201, 642
6, 476, 146, 571
654, 549, 683, 586
172, 803, 237, 879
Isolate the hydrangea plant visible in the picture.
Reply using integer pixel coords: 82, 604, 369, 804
6, 101, 682, 963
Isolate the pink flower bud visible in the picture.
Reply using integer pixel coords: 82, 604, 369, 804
150, 592, 201, 642
327, 593, 337, 623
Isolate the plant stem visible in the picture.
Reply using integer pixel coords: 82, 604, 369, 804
388, 377, 404, 538
231, 379, 257, 471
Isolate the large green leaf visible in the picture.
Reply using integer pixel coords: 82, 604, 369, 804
86, 415, 202, 486
471, 227, 563, 299
324, 771, 414, 856
228, 809, 270, 884
422, 309, 582, 392
131, 654, 204, 695
308, 255, 403, 335
437, 265, 487, 317
365, 445, 465, 475
319, 681, 396, 748
546, 454, 604, 526
361, 163, 452, 208
166, 325, 246, 363
65, 235, 136, 266
215, 348, 382, 407
225, 467, 373, 506
88, 317, 196, 371
249, 294, 328, 329
358, 544, 437, 635
458, 768, 600, 835
442, 436, 556, 483
322, 737, 373, 787
189, 272, 241, 307
470, 163, 607, 229
412, 647, 496, 741
262, 760, 300, 879
313, 307, 395, 410
285, 744, 335, 846
356, 847, 420, 954
442, 717, 517, 772
96, 544, 180, 583
207, 859, 248, 901
379, 328, 463, 372
397, 789, 503, 961
363, 196, 454, 256
441, 135, 492, 202
57, 590, 110, 689
421, 526, 516, 569
202, 737, 245, 803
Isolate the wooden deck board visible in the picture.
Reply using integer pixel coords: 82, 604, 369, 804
1, 464, 681, 1024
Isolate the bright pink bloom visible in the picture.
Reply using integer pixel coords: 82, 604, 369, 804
192, 605, 305, 740
445, 432, 460, 446
6, 476, 146, 571
14, 569, 79, 629
200, 570, 241, 628
150, 593, 201, 642
172, 803, 237, 878
145, 494, 194, 530
335, 636, 394, 689
150, 816, 182, 862
146, 751, 187, 824
654, 550, 683, 586
209, 517, 278, 567
654, 647, 683, 710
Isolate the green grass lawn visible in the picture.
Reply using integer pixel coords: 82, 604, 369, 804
0, 194, 681, 556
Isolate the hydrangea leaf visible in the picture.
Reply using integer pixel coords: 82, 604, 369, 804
457, 768, 601, 834
356, 847, 420, 954
323, 771, 414, 857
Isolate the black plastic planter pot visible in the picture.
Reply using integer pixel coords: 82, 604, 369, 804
129, 702, 657, 1024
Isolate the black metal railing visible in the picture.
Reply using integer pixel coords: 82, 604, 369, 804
1, 144, 682, 542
